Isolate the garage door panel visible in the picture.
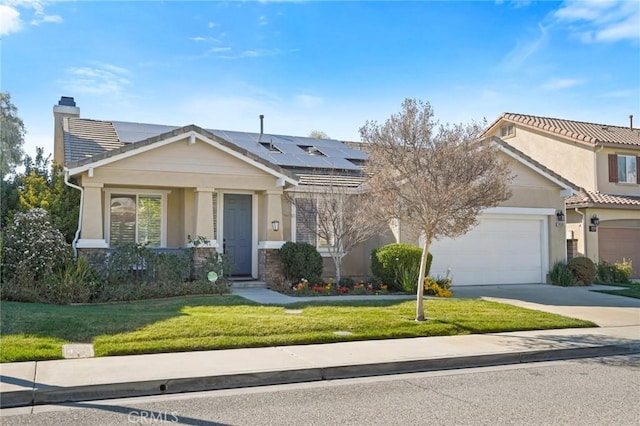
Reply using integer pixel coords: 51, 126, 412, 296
599, 227, 640, 278
429, 215, 545, 285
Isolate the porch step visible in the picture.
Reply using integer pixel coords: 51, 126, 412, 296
230, 280, 268, 289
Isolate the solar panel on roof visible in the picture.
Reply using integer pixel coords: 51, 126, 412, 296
112, 121, 179, 143
106, 121, 367, 172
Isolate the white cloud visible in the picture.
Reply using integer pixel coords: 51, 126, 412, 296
2, 0, 63, 31
62, 62, 131, 97
553, 0, 640, 43
31, 13, 61, 25
600, 88, 639, 98
217, 48, 283, 59
0, 5, 22, 35
259, 15, 268, 25
208, 21, 216, 28
540, 78, 583, 90
190, 36, 220, 43
499, 24, 549, 71
294, 94, 324, 108
208, 46, 232, 53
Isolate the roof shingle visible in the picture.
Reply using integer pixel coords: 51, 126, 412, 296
566, 191, 640, 208
486, 113, 640, 147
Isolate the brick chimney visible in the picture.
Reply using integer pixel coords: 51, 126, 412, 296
53, 96, 80, 165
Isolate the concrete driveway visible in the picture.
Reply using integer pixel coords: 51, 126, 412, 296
452, 284, 640, 327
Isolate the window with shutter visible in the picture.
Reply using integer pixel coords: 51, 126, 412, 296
617, 154, 638, 184
608, 154, 618, 183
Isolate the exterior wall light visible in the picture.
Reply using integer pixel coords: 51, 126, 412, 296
590, 215, 600, 226
271, 220, 280, 232
556, 210, 565, 222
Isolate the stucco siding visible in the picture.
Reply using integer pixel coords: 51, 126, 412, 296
87, 137, 280, 191
490, 126, 595, 190
102, 138, 270, 176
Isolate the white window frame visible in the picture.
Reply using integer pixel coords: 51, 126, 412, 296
103, 188, 171, 248
500, 124, 515, 138
617, 154, 637, 184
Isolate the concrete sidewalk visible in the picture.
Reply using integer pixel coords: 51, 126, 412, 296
2, 284, 639, 410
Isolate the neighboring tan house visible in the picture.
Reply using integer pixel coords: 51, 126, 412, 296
54, 96, 577, 286
483, 113, 640, 278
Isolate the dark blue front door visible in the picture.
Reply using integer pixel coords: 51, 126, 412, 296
223, 194, 252, 276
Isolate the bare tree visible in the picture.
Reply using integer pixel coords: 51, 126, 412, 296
360, 99, 512, 321
287, 177, 385, 284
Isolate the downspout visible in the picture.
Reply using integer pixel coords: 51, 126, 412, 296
574, 208, 585, 258
64, 168, 83, 257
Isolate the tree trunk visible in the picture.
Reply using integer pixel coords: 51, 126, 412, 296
415, 238, 431, 321
331, 251, 343, 286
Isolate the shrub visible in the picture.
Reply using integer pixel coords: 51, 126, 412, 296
567, 257, 596, 286
371, 243, 432, 292
338, 276, 355, 288
549, 260, 576, 287
90, 244, 230, 302
424, 276, 453, 297
279, 242, 323, 283
611, 259, 633, 283
597, 259, 633, 284
45, 257, 99, 304
1, 208, 73, 301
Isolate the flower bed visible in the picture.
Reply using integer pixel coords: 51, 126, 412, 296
289, 279, 389, 296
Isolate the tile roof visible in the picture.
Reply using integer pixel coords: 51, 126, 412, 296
485, 113, 640, 147
64, 118, 124, 164
566, 191, 640, 208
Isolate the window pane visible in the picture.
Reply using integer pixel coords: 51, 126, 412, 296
618, 155, 637, 183
627, 156, 637, 184
110, 195, 136, 246
295, 199, 316, 245
138, 196, 162, 247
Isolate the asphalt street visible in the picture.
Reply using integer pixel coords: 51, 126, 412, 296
3, 355, 639, 426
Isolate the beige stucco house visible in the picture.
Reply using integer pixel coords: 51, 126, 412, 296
55, 96, 578, 285
483, 113, 640, 278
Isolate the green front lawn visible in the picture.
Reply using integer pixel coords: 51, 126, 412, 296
593, 282, 640, 299
0, 295, 595, 363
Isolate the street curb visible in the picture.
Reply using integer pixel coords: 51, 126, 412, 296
2, 344, 639, 409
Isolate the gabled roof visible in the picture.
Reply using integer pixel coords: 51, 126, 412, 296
62, 118, 367, 174
489, 136, 581, 193
65, 123, 298, 185
567, 191, 640, 209
483, 113, 640, 147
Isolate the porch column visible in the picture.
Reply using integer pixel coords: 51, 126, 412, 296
193, 188, 216, 243
265, 190, 283, 241
258, 190, 285, 284
78, 183, 106, 246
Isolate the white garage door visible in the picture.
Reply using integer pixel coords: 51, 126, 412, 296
429, 214, 547, 286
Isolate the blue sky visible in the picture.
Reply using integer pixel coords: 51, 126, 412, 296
2, 0, 639, 159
